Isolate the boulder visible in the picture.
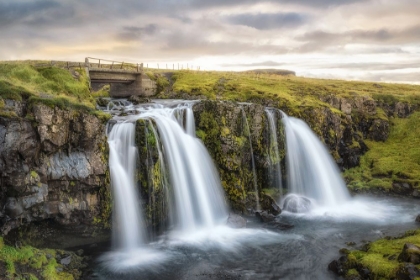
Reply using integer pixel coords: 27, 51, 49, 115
328, 256, 347, 276
282, 194, 312, 213
226, 213, 247, 228
395, 264, 420, 280
260, 194, 281, 215
398, 243, 420, 265
255, 211, 276, 223
128, 95, 151, 105
416, 215, 420, 223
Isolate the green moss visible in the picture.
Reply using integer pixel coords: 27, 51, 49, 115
346, 268, 359, 277
0, 239, 82, 279
30, 171, 38, 179
343, 230, 420, 279
196, 129, 207, 141
345, 111, 420, 192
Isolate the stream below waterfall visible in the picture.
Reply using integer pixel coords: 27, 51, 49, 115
89, 195, 420, 280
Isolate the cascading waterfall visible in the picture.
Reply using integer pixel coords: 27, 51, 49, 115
265, 108, 283, 197
240, 107, 260, 210
141, 103, 228, 232
107, 100, 228, 246
107, 122, 146, 250
281, 111, 350, 209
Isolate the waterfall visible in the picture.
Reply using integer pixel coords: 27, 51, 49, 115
240, 107, 260, 211
107, 100, 228, 247
265, 108, 283, 197
141, 103, 227, 232
281, 112, 350, 208
107, 122, 146, 250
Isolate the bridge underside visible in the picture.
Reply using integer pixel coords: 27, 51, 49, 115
88, 68, 156, 97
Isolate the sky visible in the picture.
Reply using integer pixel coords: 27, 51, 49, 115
0, 0, 419, 84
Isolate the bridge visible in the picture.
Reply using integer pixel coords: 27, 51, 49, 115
85, 57, 157, 98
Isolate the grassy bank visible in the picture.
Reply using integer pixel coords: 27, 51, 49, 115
345, 111, 420, 193
0, 62, 109, 119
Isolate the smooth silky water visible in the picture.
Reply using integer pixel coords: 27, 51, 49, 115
93, 100, 420, 279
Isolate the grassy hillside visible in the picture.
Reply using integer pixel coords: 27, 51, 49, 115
166, 70, 420, 109
0, 62, 109, 119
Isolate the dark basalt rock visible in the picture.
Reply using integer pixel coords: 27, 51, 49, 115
4, 197, 23, 219
395, 264, 420, 280
0, 103, 109, 235
398, 243, 420, 265
128, 95, 151, 105
260, 194, 281, 215
328, 256, 347, 276
282, 194, 312, 213
255, 211, 276, 223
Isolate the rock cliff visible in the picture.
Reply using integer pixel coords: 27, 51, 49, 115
0, 101, 110, 235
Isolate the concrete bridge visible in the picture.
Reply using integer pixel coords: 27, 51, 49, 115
85, 57, 157, 98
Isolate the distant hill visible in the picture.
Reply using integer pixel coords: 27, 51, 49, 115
244, 69, 296, 76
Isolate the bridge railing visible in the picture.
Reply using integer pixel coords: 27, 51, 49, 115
86, 57, 143, 72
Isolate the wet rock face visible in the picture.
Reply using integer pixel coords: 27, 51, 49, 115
0, 103, 109, 235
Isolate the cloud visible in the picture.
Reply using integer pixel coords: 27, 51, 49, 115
319, 62, 420, 71
184, 0, 365, 9
117, 25, 158, 41
226, 12, 307, 30
295, 25, 420, 52
0, 0, 61, 27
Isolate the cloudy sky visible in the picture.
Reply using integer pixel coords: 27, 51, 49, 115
1, 0, 419, 83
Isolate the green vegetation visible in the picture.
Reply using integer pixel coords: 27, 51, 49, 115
0, 237, 83, 279
342, 230, 420, 279
167, 70, 420, 114
345, 111, 420, 192
0, 62, 110, 120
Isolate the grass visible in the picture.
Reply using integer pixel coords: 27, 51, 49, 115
345, 230, 420, 279
168, 70, 420, 111
0, 62, 110, 120
344, 111, 420, 191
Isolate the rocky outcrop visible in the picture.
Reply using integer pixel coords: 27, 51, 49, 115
0, 102, 110, 235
